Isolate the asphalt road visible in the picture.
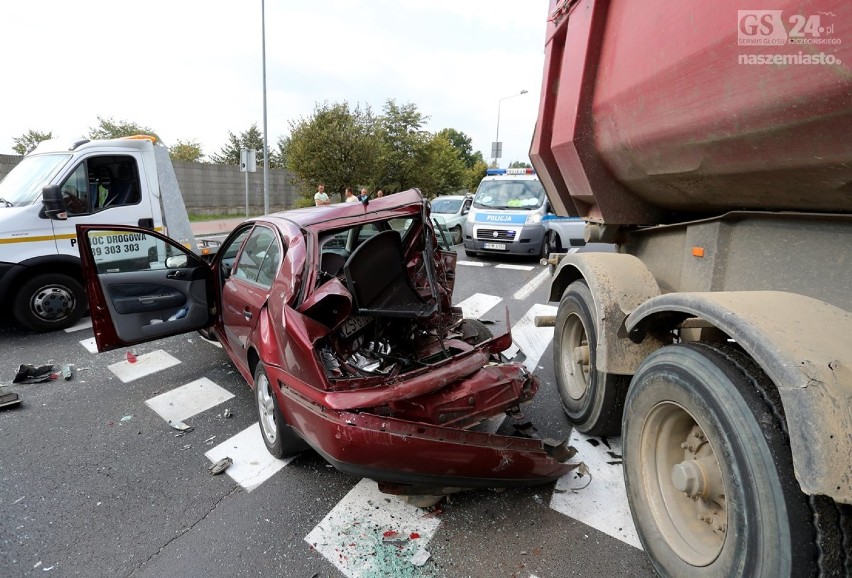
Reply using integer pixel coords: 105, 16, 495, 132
0, 243, 654, 578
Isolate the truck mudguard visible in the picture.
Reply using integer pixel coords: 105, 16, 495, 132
549, 252, 663, 374
626, 291, 852, 504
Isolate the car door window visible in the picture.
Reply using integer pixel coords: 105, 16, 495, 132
60, 163, 92, 215
233, 226, 278, 287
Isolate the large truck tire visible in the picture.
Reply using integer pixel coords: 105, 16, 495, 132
623, 342, 850, 577
553, 280, 628, 436
13, 273, 87, 332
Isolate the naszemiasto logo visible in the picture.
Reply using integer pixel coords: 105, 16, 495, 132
738, 10, 787, 45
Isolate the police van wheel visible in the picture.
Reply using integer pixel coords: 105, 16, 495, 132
13, 273, 86, 332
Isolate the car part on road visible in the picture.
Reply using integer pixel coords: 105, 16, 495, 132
208, 457, 233, 475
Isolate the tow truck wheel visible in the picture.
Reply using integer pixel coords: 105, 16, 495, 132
553, 280, 627, 435
623, 343, 822, 577
255, 364, 308, 458
13, 273, 86, 332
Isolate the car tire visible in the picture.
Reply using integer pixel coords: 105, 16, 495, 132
553, 280, 628, 435
255, 363, 309, 459
540, 233, 552, 260
13, 273, 86, 332
622, 342, 847, 577
451, 226, 463, 246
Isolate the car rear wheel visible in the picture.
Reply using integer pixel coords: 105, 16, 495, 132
622, 342, 845, 576
13, 273, 86, 332
255, 363, 308, 458
553, 280, 628, 435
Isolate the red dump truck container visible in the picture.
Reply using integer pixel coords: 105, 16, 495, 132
532, 1, 851, 576
531, 0, 852, 225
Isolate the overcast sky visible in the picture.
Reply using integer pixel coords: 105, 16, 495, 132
0, 1, 549, 169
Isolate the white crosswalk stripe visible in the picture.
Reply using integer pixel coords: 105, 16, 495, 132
455, 292, 502, 319
550, 432, 640, 549
107, 350, 181, 383
145, 377, 234, 423
205, 424, 294, 492
304, 479, 441, 578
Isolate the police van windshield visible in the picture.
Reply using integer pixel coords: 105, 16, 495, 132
0, 153, 72, 206
472, 180, 545, 210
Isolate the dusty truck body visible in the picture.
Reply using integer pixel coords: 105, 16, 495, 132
531, 0, 851, 576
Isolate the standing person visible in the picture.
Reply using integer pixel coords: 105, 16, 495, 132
376, 189, 384, 198
344, 186, 358, 203
314, 183, 330, 206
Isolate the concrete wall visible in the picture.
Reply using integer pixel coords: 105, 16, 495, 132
0, 154, 305, 215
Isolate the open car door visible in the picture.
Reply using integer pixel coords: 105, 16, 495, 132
76, 225, 217, 353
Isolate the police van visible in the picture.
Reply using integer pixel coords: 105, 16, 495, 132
462, 168, 552, 258
0, 136, 204, 331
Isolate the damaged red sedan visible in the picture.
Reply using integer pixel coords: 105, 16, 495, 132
76, 189, 574, 495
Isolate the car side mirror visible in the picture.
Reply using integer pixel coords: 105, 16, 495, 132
42, 185, 67, 220
165, 254, 188, 269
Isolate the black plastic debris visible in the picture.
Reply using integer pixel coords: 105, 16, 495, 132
0, 391, 21, 409
13, 364, 54, 384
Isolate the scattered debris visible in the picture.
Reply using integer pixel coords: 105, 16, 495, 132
0, 391, 21, 409
60, 364, 74, 380
125, 351, 138, 364
410, 547, 431, 567
606, 451, 622, 460
570, 463, 593, 491
586, 438, 600, 447
13, 496, 25, 504
600, 436, 612, 449
209, 457, 233, 475
168, 420, 193, 433
204, 435, 217, 445
13, 364, 54, 384
120, 415, 133, 422
533, 494, 544, 505
223, 408, 233, 419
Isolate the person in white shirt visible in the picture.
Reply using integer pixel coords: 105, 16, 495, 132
344, 186, 358, 202
314, 183, 330, 206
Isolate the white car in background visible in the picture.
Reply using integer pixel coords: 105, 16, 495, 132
430, 194, 472, 245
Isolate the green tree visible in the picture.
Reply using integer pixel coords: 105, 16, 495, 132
209, 124, 266, 166
374, 100, 430, 193
464, 158, 488, 192
88, 116, 159, 140
169, 139, 204, 163
12, 129, 53, 155
509, 160, 532, 169
417, 133, 468, 198
436, 128, 479, 169
284, 102, 381, 202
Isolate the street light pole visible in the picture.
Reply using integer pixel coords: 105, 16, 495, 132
261, 0, 269, 215
493, 89, 528, 167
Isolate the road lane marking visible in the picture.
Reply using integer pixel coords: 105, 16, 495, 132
80, 337, 98, 354
456, 293, 502, 319
550, 432, 641, 549
512, 268, 551, 301
305, 478, 441, 578
456, 260, 488, 267
107, 350, 181, 383
495, 263, 535, 271
510, 304, 558, 372
205, 423, 294, 492
64, 317, 93, 332
145, 377, 234, 423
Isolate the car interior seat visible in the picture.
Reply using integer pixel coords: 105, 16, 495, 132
343, 229, 437, 318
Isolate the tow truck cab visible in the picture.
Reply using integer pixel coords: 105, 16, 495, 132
0, 136, 204, 331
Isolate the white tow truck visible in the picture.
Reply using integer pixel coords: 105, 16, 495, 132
0, 135, 211, 331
